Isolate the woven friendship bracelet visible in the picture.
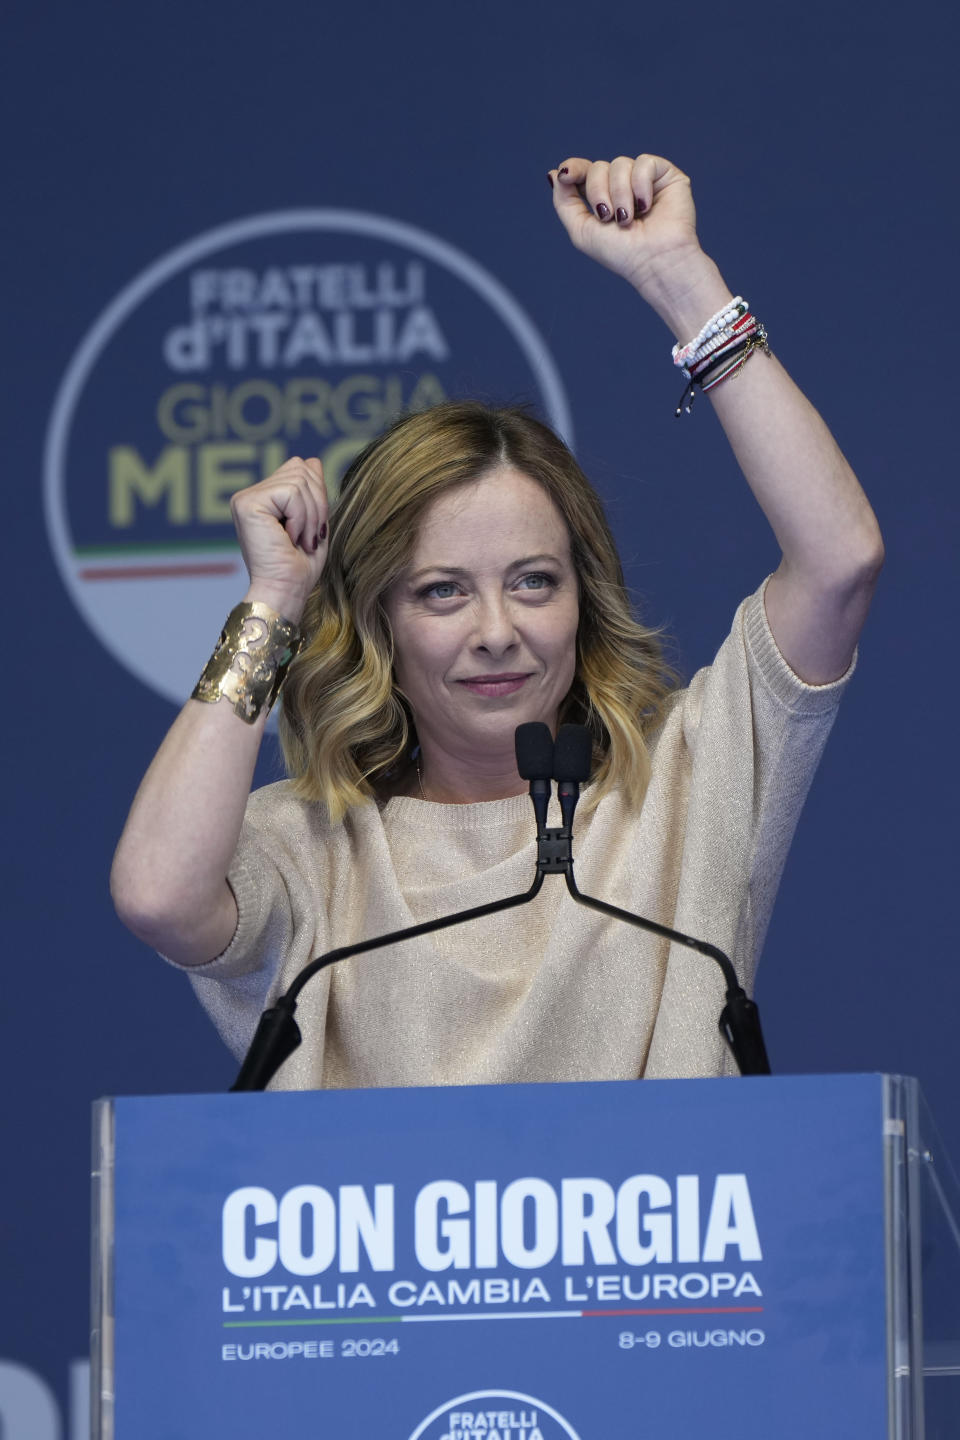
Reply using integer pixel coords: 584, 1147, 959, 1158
701, 337, 765, 389
192, 601, 302, 723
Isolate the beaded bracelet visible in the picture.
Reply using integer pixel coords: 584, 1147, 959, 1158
688, 320, 759, 379
674, 325, 769, 417
672, 297, 750, 375
684, 314, 755, 371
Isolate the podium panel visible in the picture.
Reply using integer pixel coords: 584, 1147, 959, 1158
91, 1075, 953, 1438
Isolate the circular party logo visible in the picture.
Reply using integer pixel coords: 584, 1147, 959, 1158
44, 211, 573, 706
408, 1389, 581, 1440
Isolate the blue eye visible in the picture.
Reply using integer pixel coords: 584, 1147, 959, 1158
518, 572, 556, 590
421, 581, 461, 600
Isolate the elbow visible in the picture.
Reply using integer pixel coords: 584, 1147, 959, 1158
823, 462, 886, 596
827, 499, 885, 601
829, 531, 884, 632
110, 843, 188, 951
853, 479, 885, 583
850, 526, 885, 602
110, 854, 168, 948
858, 511, 885, 583
110, 848, 236, 964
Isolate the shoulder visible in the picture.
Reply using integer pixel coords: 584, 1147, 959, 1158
243, 780, 383, 849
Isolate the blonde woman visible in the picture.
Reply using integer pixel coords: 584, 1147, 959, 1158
112, 152, 883, 1086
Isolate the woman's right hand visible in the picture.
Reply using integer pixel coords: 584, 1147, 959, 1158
232, 456, 329, 622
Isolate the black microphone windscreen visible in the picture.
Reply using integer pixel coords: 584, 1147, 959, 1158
515, 722, 555, 780
554, 724, 592, 783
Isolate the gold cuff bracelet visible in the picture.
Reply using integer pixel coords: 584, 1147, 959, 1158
192, 601, 302, 724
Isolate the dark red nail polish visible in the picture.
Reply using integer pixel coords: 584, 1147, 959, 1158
558, 166, 569, 176
547, 172, 554, 190
635, 198, 647, 214
616, 207, 629, 223
318, 522, 327, 542
596, 202, 611, 220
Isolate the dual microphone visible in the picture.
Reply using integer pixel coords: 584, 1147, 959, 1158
231, 723, 771, 1090
515, 722, 592, 871
514, 721, 592, 787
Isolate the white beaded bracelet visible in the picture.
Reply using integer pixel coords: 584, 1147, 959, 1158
672, 296, 749, 373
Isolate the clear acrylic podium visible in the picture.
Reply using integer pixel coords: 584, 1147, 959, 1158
890, 1079, 960, 1438
92, 1075, 960, 1439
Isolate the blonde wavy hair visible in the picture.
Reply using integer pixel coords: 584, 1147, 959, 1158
278, 401, 677, 820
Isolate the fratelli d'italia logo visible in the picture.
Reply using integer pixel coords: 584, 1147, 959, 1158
408, 1389, 581, 1440
44, 211, 573, 706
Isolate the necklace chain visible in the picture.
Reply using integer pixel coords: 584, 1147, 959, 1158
416, 757, 428, 802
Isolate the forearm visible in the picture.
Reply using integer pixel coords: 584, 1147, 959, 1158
706, 350, 882, 582
111, 695, 265, 964
641, 253, 884, 680
643, 251, 883, 584
551, 152, 884, 680
111, 581, 302, 965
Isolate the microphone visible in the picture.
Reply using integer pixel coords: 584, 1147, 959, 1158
554, 723, 592, 832
515, 721, 554, 837
515, 721, 573, 876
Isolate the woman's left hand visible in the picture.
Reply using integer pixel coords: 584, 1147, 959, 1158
549, 153, 705, 302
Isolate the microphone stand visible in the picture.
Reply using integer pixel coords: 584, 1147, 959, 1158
537, 764, 771, 1078
562, 871, 769, 1077
232, 729, 770, 1089
231, 872, 545, 1091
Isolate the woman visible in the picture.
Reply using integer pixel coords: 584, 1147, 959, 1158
111, 152, 883, 1087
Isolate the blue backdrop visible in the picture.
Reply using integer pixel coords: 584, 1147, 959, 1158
4, 1, 957, 1433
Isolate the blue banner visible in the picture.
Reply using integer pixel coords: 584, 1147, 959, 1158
106, 1076, 887, 1438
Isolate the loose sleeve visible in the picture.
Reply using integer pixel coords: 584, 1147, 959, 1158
177, 782, 334, 1062
643, 578, 856, 1078
737, 580, 856, 965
